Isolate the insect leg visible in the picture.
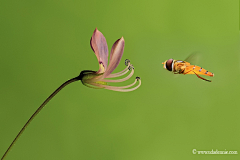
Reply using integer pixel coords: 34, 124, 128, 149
192, 71, 212, 82
183, 70, 192, 75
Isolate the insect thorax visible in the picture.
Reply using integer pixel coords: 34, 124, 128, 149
173, 61, 186, 74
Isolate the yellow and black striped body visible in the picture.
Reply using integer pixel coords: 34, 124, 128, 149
162, 59, 214, 82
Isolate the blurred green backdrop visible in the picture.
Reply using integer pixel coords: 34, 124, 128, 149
0, 0, 239, 160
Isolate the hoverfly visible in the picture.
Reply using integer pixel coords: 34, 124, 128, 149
162, 54, 214, 82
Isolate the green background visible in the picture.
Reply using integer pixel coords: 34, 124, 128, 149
0, 0, 239, 160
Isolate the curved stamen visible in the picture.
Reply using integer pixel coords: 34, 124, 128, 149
106, 66, 130, 78
106, 78, 137, 89
89, 77, 141, 92
125, 59, 130, 66
106, 59, 131, 78
128, 64, 134, 70
103, 68, 134, 82
89, 78, 137, 89
106, 78, 141, 92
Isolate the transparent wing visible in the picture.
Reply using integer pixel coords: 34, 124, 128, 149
184, 52, 200, 65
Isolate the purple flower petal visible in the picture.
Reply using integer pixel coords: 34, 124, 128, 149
90, 28, 108, 73
103, 37, 125, 78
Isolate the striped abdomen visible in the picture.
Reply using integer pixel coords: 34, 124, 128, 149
184, 65, 214, 77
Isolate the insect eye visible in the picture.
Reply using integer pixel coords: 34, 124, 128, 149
166, 59, 173, 71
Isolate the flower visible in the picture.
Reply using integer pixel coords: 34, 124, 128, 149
78, 28, 141, 92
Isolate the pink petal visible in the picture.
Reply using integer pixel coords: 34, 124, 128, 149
90, 28, 108, 73
103, 37, 125, 78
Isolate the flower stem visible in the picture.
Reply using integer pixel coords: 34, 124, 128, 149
1, 77, 79, 160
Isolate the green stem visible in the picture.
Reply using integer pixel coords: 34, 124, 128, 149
1, 77, 79, 160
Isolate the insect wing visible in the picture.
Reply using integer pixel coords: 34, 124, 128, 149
184, 52, 200, 65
